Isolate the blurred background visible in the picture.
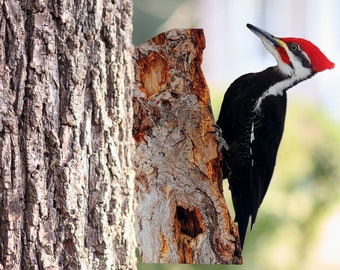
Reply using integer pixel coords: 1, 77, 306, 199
133, 1, 340, 270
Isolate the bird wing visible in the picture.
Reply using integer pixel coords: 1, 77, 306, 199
249, 94, 287, 226
216, 70, 287, 248
217, 73, 256, 178
217, 73, 256, 144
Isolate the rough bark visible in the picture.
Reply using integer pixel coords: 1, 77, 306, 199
133, 29, 242, 264
0, 0, 136, 269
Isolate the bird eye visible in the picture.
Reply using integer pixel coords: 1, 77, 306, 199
290, 43, 300, 52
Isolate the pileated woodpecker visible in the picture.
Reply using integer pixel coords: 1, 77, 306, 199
217, 24, 334, 249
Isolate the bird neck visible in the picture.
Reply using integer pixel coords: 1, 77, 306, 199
253, 66, 314, 112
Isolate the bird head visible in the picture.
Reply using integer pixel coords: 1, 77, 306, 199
247, 24, 335, 78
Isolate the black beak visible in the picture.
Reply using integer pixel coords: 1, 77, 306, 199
247, 24, 282, 47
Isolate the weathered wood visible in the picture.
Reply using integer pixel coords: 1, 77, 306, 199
0, 0, 136, 269
133, 29, 242, 264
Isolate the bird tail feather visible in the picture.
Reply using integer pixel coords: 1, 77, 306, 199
236, 215, 250, 249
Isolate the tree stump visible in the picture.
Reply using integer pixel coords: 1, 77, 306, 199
133, 29, 242, 264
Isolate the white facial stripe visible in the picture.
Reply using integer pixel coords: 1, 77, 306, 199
253, 79, 290, 112
254, 40, 313, 112
262, 39, 294, 76
286, 49, 312, 78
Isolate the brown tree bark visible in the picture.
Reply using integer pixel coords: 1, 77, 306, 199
133, 29, 242, 264
0, 0, 136, 269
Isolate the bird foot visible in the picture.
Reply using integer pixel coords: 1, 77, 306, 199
208, 124, 230, 152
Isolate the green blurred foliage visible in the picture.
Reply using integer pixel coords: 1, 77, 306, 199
133, 1, 340, 269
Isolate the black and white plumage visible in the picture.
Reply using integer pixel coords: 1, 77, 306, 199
217, 24, 334, 249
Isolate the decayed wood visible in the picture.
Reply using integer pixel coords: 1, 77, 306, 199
133, 29, 242, 264
0, 0, 136, 269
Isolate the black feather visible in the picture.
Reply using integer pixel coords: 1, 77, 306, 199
217, 67, 288, 249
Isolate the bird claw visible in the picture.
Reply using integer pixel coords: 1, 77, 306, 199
208, 124, 230, 152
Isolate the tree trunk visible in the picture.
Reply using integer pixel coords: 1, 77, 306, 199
133, 29, 242, 264
0, 0, 136, 269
